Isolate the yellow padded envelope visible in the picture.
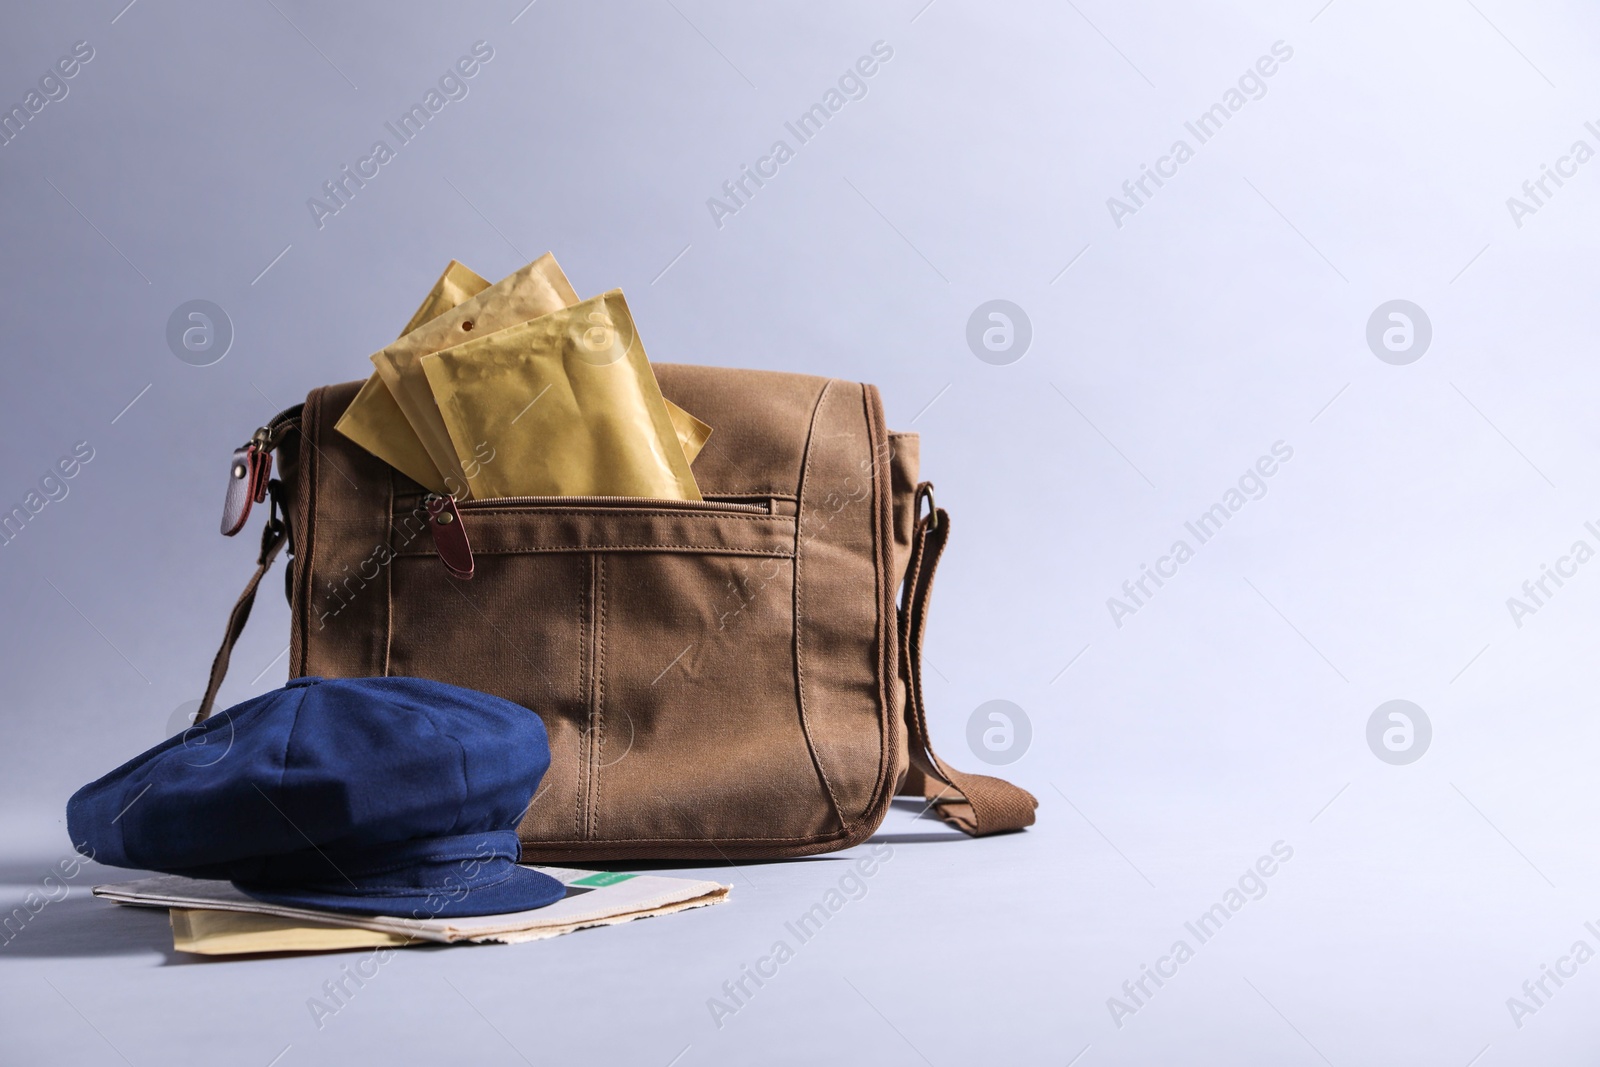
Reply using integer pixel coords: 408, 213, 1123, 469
421, 290, 701, 501
371, 254, 580, 494
334, 260, 493, 492
337, 257, 710, 495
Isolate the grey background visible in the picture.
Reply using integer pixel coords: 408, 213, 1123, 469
2, 0, 1597, 1063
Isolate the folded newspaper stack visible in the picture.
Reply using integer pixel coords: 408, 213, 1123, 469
95, 867, 730, 955
336, 255, 710, 500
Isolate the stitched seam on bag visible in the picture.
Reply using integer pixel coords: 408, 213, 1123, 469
581, 553, 600, 840
695, 490, 798, 499
304, 389, 343, 677
592, 554, 606, 841
581, 556, 592, 839
391, 500, 799, 513
295, 389, 321, 677
792, 380, 847, 835
382, 469, 394, 677
576, 558, 588, 838
586, 552, 603, 840
522, 828, 853, 846
882, 403, 904, 826
863, 383, 895, 827
446, 510, 791, 523
397, 544, 794, 557
876, 388, 899, 825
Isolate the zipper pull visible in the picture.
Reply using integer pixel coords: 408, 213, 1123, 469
426, 494, 475, 580
221, 427, 273, 537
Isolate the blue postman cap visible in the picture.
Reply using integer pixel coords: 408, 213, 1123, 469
67, 676, 564, 917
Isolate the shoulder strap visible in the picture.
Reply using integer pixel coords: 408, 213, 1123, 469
196, 486, 288, 723
899, 484, 1038, 835
197, 406, 303, 723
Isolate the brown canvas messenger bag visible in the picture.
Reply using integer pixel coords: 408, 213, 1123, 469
201, 364, 1037, 861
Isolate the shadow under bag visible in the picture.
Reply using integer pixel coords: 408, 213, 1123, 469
206, 365, 1036, 861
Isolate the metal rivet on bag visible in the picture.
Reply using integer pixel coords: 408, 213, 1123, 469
232, 463, 247, 479
436, 512, 454, 524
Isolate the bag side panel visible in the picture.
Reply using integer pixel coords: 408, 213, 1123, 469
792, 381, 898, 832
885, 429, 920, 793
292, 381, 396, 682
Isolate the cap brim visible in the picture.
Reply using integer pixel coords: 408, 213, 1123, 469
236, 864, 568, 919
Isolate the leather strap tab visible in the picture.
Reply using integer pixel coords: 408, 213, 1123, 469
426, 495, 474, 580
900, 483, 1038, 835
221, 443, 271, 537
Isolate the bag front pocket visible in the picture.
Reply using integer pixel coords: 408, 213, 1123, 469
387, 495, 843, 857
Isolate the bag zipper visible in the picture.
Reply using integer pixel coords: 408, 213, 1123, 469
454, 494, 769, 513
420, 493, 770, 578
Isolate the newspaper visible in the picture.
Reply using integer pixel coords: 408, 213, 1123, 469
93, 867, 729, 954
